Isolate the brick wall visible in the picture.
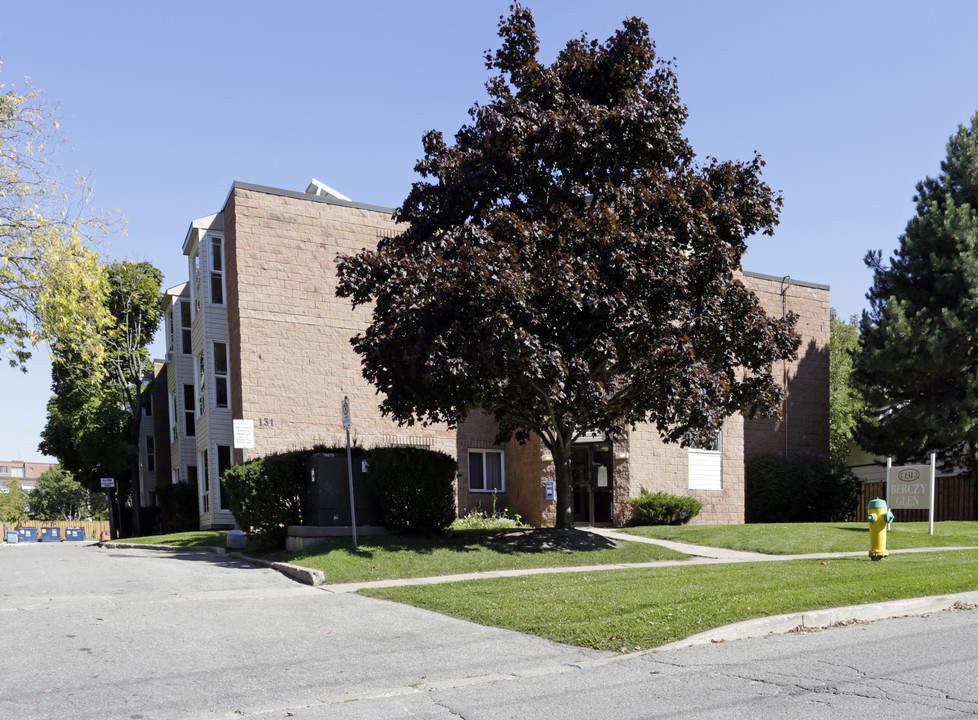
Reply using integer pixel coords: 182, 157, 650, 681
742, 273, 830, 460
624, 413, 745, 525
225, 185, 457, 463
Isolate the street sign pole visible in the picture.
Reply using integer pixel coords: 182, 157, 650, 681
342, 396, 358, 549
101, 478, 117, 539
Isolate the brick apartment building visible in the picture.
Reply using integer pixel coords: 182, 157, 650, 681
154, 179, 829, 530
0, 460, 58, 493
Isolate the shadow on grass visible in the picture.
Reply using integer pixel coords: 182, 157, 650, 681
287, 528, 619, 561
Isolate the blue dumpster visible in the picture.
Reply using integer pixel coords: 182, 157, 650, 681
18, 527, 38, 542
40, 527, 60, 542
65, 527, 85, 541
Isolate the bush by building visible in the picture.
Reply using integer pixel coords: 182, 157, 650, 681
366, 446, 457, 534
627, 489, 703, 526
745, 454, 861, 523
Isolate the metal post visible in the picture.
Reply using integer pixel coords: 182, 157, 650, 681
346, 426, 357, 549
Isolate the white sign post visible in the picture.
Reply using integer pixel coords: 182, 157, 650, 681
342, 396, 358, 549
887, 454, 936, 535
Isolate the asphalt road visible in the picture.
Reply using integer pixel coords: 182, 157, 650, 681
3, 542, 978, 719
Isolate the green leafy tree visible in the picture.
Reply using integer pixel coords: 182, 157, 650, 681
337, 7, 799, 528
31, 466, 86, 521
0, 65, 111, 368
40, 260, 163, 534
0, 478, 29, 524
854, 111, 978, 495
829, 309, 866, 465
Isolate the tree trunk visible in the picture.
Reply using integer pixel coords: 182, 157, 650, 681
129, 426, 142, 537
553, 444, 574, 529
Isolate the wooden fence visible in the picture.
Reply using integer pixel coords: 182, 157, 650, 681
860, 475, 975, 522
4, 520, 110, 540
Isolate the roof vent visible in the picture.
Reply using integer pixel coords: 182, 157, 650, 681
306, 178, 351, 202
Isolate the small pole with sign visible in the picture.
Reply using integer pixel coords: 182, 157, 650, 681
101, 478, 116, 539
342, 396, 358, 549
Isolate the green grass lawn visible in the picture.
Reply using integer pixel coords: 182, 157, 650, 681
620, 521, 978, 554
117, 530, 228, 547
362, 549, 978, 651
278, 531, 688, 584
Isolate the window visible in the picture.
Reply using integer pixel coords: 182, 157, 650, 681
214, 342, 229, 409
169, 391, 177, 442
468, 450, 504, 492
200, 450, 209, 514
172, 469, 180, 485
10, 467, 25, 479
180, 301, 192, 354
183, 385, 196, 437
197, 353, 206, 416
142, 392, 153, 418
689, 430, 722, 490
0, 466, 7, 474
217, 445, 232, 510
192, 254, 201, 315
209, 237, 224, 305
145, 436, 156, 473
166, 307, 175, 354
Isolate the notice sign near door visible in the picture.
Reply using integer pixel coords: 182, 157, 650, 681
889, 464, 932, 509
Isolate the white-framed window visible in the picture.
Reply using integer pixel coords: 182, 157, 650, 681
197, 353, 206, 416
192, 253, 201, 316
145, 436, 156, 473
213, 342, 229, 409
166, 307, 175, 354
217, 444, 232, 511
209, 236, 225, 305
172, 469, 180, 485
689, 430, 722, 490
200, 450, 210, 514
183, 384, 196, 437
169, 391, 177, 443
468, 449, 504, 492
180, 301, 192, 354
10, 467, 25, 479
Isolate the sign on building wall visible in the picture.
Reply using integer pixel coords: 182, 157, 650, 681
233, 419, 255, 449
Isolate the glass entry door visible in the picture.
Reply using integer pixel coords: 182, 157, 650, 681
571, 441, 614, 525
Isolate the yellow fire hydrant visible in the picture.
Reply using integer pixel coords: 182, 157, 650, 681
868, 498, 895, 561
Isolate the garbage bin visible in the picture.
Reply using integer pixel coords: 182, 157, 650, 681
40, 527, 61, 542
65, 527, 85, 541
18, 528, 38, 542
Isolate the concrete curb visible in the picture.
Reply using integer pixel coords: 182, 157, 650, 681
100, 542, 325, 585
99, 542, 226, 555
228, 551, 326, 586
651, 590, 978, 652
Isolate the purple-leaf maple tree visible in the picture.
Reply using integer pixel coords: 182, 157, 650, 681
337, 6, 799, 528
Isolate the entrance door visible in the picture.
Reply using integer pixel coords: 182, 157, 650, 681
571, 441, 614, 525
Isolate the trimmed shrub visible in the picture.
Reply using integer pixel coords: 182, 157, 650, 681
366, 446, 457, 534
156, 478, 198, 533
745, 453, 861, 523
627, 489, 703, 526
222, 451, 304, 545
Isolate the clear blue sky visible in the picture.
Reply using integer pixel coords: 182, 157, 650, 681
3, 0, 977, 461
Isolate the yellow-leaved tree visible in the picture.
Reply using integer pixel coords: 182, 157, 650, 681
0, 64, 111, 369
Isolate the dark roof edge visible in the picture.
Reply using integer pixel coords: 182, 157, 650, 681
227, 181, 397, 216
743, 270, 829, 291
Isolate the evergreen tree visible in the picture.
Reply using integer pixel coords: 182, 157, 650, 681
854, 111, 978, 494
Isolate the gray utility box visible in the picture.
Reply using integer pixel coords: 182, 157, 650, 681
305, 453, 383, 526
